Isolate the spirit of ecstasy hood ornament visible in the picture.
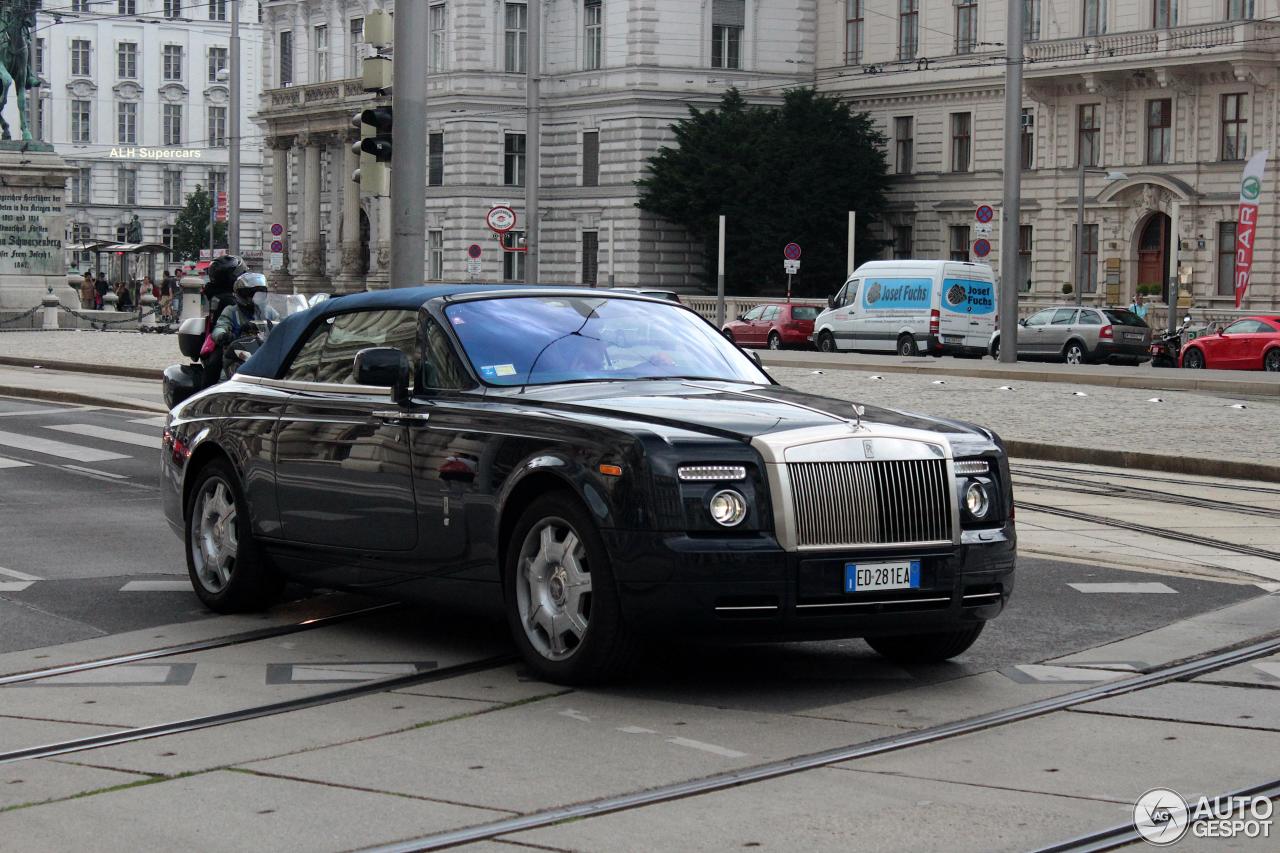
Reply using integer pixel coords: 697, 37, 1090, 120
851, 404, 865, 431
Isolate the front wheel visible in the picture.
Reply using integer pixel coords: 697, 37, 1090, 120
1063, 341, 1087, 365
989, 338, 1000, 360
504, 493, 637, 685
1264, 350, 1280, 372
1182, 347, 1206, 369
864, 623, 985, 664
722, 328, 734, 343
897, 334, 920, 357
767, 332, 782, 350
185, 461, 283, 613
818, 331, 837, 353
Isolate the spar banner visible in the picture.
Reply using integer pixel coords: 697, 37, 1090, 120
1234, 149, 1269, 308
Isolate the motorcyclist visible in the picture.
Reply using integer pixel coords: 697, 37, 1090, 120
213, 272, 280, 379
199, 255, 249, 385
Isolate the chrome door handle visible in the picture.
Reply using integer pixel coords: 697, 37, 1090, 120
373, 410, 430, 422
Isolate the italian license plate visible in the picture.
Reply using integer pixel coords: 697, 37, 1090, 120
845, 560, 921, 593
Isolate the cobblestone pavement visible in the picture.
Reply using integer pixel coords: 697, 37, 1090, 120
0, 330, 174, 371
770, 366, 1280, 469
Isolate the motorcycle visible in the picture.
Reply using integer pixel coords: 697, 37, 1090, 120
161, 317, 274, 409
1150, 314, 1193, 368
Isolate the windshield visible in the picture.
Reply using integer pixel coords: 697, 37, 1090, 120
791, 306, 819, 321
1103, 309, 1147, 327
444, 296, 769, 387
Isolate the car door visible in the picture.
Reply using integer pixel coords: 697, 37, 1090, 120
1231, 319, 1273, 369
1043, 309, 1079, 357
758, 306, 779, 343
1019, 308, 1056, 355
832, 280, 860, 348
737, 306, 764, 345
272, 308, 420, 552
1216, 319, 1262, 369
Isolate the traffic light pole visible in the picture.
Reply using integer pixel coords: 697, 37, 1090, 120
997, 0, 1023, 363
525, 0, 541, 284
389, 0, 428, 288
228, 0, 241, 255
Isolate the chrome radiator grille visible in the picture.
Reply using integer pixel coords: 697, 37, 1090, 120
788, 459, 953, 548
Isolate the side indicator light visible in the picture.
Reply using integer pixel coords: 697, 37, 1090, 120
598, 464, 623, 477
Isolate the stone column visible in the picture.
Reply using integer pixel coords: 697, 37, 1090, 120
366, 193, 392, 290
326, 137, 344, 288
336, 130, 365, 290
295, 132, 325, 292
267, 136, 293, 288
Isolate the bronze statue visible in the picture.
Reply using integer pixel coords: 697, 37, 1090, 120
0, 0, 38, 142
127, 214, 142, 244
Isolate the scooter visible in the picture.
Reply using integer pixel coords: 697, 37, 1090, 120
161, 318, 273, 408
1150, 314, 1193, 368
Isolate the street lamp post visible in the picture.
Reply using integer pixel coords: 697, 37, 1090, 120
1075, 165, 1127, 307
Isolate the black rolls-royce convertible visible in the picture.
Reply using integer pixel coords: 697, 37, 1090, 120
162, 285, 1015, 683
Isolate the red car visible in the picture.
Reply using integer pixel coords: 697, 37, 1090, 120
1180, 315, 1280, 371
722, 303, 818, 349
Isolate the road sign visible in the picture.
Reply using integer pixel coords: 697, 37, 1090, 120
486, 205, 516, 233
976, 205, 994, 223
270, 240, 284, 253
975, 222, 993, 238
783, 242, 802, 261
467, 243, 483, 260
269, 253, 284, 271
467, 258, 483, 277
270, 223, 284, 237
784, 259, 801, 274
973, 238, 992, 258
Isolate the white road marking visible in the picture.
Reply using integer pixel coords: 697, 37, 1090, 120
0, 457, 31, 469
559, 709, 593, 723
0, 582, 33, 592
290, 663, 420, 682
63, 464, 129, 480
0, 429, 128, 463
1255, 663, 1280, 681
45, 423, 161, 449
0, 567, 42, 581
119, 580, 192, 592
40, 665, 176, 685
617, 726, 657, 735
1067, 582, 1178, 594
1257, 582, 1280, 593
1010, 665, 1127, 684
129, 416, 169, 428
0, 406, 93, 418
666, 737, 748, 759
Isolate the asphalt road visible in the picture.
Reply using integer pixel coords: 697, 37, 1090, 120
0, 393, 1265, 685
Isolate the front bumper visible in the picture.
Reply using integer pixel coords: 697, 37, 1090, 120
604, 522, 1015, 640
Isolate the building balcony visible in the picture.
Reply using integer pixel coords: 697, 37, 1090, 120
260, 78, 374, 116
1025, 19, 1280, 82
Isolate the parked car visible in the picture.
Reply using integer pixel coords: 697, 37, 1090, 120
722, 303, 819, 349
162, 285, 1015, 684
1179, 315, 1280, 371
990, 306, 1151, 364
813, 260, 996, 357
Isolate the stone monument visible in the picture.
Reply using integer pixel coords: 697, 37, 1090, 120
0, 0, 77, 311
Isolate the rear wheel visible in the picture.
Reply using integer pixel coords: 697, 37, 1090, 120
865, 623, 985, 664
722, 328, 734, 343
1063, 341, 1087, 365
1265, 350, 1280, 372
990, 338, 1000, 360
185, 461, 283, 613
767, 332, 782, 350
1183, 347, 1206, 369
818, 331, 837, 353
897, 334, 920, 357
504, 493, 637, 685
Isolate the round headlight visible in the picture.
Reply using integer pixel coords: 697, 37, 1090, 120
708, 489, 748, 527
965, 481, 991, 519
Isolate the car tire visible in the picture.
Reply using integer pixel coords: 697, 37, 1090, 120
504, 492, 637, 685
864, 623, 985, 664
897, 334, 920, 357
1063, 341, 1087, 365
1265, 350, 1280, 372
185, 460, 284, 613
767, 332, 782, 351
989, 338, 1000, 360
722, 328, 734, 343
818, 331, 837, 353
1183, 347, 1206, 369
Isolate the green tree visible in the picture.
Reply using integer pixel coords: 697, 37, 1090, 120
171, 185, 227, 261
637, 88, 890, 297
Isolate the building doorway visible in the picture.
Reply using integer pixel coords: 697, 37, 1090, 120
1136, 212, 1170, 302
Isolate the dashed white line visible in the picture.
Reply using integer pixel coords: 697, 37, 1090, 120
63, 464, 129, 480
0, 457, 31, 469
45, 423, 161, 449
0, 429, 128, 463
129, 416, 170, 428
666, 737, 748, 759
1067, 582, 1178, 594
0, 567, 42, 582
119, 580, 192, 592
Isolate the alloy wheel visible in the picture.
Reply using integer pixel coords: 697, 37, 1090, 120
768, 333, 781, 350
1065, 344, 1084, 365
1184, 348, 1205, 369
1265, 350, 1280, 372
190, 478, 238, 594
516, 518, 592, 661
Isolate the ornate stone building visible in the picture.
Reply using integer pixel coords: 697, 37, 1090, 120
39, 0, 265, 269
817, 0, 1280, 313
256, 0, 815, 292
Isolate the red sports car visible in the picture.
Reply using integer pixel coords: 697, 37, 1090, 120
1180, 315, 1280, 371
722, 303, 818, 349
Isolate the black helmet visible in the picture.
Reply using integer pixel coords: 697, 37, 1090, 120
233, 272, 269, 309
206, 254, 248, 295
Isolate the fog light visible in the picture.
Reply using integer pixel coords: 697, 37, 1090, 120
709, 489, 747, 527
965, 482, 991, 519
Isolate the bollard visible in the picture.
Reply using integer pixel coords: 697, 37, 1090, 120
139, 292, 159, 331
41, 291, 60, 330
180, 274, 203, 321
102, 290, 119, 311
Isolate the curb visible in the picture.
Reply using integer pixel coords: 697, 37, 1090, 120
762, 354, 1280, 397
0, 356, 164, 381
0, 384, 166, 413
1005, 440, 1280, 484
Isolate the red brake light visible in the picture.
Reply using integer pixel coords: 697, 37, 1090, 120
929, 309, 940, 336
1099, 324, 1114, 340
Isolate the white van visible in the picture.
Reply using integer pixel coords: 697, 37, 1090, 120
813, 260, 996, 357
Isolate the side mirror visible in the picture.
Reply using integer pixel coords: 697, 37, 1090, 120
827, 295, 836, 310
736, 314, 746, 322
177, 316, 207, 360
1183, 315, 1192, 325
748, 350, 763, 367
1018, 318, 1027, 327
353, 347, 411, 404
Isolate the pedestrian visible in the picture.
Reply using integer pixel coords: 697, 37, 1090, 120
79, 270, 95, 309
159, 269, 177, 321
1130, 292, 1149, 321
94, 272, 110, 310
115, 281, 134, 311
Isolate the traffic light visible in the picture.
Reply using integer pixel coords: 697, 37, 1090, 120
351, 108, 390, 196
